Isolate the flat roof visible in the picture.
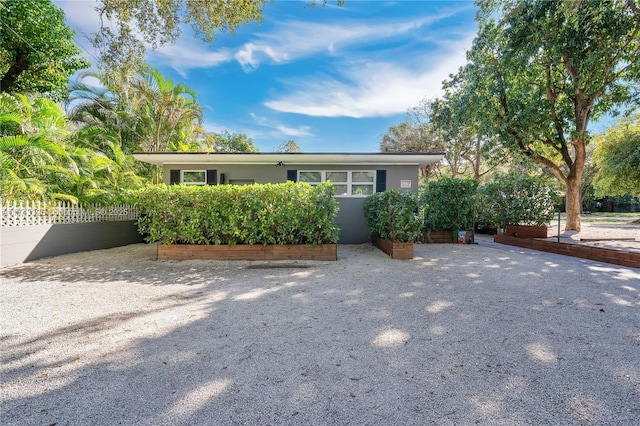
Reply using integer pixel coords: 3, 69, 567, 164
133, 152, 445, 167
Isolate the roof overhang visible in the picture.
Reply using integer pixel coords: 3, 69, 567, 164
132, 152, 445, 168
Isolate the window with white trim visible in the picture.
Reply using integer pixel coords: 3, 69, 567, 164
298, 170, 375, 197
181, 170, 207, 185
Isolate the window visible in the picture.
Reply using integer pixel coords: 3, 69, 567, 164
181, 170, 206, 185
298, 170, 375, 197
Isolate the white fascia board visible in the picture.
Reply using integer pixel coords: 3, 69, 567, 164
132, 153, 445, 167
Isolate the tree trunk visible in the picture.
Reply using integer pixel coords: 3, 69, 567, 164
564, 175, 582, 231
562, 126, 587, 231
473, 137, 482, 179
0, 49, 29, 94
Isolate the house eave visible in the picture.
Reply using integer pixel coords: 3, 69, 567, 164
132, 152, 445, 168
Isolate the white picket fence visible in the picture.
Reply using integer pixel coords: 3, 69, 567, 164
0, 200, 139, 227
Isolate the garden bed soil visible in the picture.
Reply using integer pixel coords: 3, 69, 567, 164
157, 243, 337, 261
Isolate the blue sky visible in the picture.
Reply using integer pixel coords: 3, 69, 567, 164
56, 1, 480, 152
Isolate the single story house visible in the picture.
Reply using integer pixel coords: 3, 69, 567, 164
133, 152, 444, 243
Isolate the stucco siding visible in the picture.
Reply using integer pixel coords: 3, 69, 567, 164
161, 163, 419, 243
382, 165, 419, 192
0, 221, 143, 267
334, 198, 368, 243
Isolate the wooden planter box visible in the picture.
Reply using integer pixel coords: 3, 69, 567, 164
157, 243, 337, 261
494, 235, 640, 269
372, 235, 413, 259
420, 230, 472, 244
504, 225, 548, 239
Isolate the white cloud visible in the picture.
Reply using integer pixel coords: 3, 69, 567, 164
55, 0, 101, 36
149, 41, 233, 77
276, 124, 313, 137
234, 12, 459, 71
201, 121, 229, 134
54, 0, 103, 64
264, 35, 474, 118
250, 113, 313, 137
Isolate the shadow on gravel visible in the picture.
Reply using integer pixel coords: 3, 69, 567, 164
1, 243, 638, 425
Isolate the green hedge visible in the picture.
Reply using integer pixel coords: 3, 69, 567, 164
476, 174, 556, 228
420, 178, 479, 232
133, 182, 340, 245
363, 189, 421, 243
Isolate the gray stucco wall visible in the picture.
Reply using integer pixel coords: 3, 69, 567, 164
0, 221, 143, 267
162, 163, 419, 244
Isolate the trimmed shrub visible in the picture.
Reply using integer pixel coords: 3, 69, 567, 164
363, 189, 421, 243
476, 174, 556, 228
133, 182, 339, 245
420, 178, 479, 232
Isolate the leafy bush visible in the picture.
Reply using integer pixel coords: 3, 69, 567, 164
476, 174, 556, 228
419, 178, 479, 231
363, 189, 421, 243
133, 182, 340, 245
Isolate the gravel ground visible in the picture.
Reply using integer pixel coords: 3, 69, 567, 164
1, 230, 639, 425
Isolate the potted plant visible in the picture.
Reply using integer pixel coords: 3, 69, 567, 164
419, 178, 478, 243
477, 173, 557, 238
133, 182, 340, 260
363, 190, 421, 259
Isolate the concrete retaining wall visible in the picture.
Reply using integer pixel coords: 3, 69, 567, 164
0, 221, 143, 267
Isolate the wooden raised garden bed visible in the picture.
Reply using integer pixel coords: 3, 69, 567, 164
157, 243, 337, 261
504, 225, 548, 239
494, 235, 640, 269
372, 235, 413, 260
420, 230, 472, 244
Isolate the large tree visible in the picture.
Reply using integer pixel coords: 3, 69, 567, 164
68, 67, 204, 185
409, 97, 506, 180
380, 122, 441, 153
130, 66, 202, 153
69, 67, 202, 154
445, 0, 640, 230
277, 140, 303, 152
0, 0, 89, 100
197, 130, 259, 153
0, 93, 116, 203
380, 121, 444, 179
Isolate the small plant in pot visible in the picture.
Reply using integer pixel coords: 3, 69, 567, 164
477, 173, 557, 238
419, 177, 478, 243
363, 190, 421, 259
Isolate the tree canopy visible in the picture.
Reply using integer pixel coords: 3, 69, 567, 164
68, 67, 203, 154
277, 140, 303, 152
0, 92, 139, 204
0, 0, 90, 100
593, 115, 640, 196
444, 0, 640, 230
206, 131, 259, 153
89, 1, 344, 76
90, 0, 270, 75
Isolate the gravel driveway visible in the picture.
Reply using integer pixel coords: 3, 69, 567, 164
1, 242, 639, 425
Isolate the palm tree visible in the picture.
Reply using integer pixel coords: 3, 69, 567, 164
0, 92, 133, 204
130, 66, 202, 152
68, 70, 156, 184
0, 93, 79, 201
68, 67, 203, 184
